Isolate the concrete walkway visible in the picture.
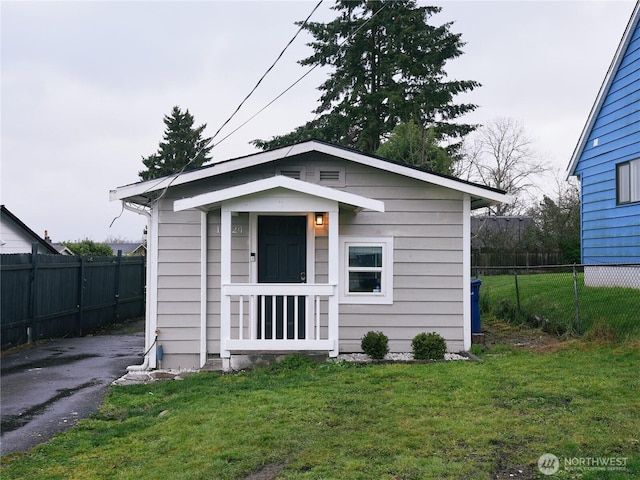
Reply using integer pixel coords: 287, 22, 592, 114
112, 369, 198, 385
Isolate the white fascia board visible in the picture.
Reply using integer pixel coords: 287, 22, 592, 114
173, 175, 385, 213
309, 142, 509, 205
110, 144, 319, 202
566, 2, 640, 179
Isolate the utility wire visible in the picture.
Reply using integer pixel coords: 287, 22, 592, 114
122, 0, 388, 215
211, 0, 324, 142
214, 62, 321, 147
214, 1, 389, 148
136, 1, 325, 208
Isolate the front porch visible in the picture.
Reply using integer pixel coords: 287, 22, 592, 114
221, 283, 338, 354
172, 175, 385, 367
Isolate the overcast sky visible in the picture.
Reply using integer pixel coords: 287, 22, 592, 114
1, 0, 636, 243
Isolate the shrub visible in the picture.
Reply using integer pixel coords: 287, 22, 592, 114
412, 332, 447, 360
361, 331, 389, 359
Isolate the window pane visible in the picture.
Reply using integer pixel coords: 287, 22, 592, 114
349, 271, 382, 292
349, 246, 383, 267
631, 159, 640, 202
618, 163, 630, 203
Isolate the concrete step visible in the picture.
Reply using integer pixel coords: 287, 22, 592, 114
200, 357, 224, 372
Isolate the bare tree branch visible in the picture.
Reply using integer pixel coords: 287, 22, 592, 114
458, 117, 550, 215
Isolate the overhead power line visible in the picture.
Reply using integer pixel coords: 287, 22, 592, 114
214, 1, 389, 148
211, 0, 324, 142
125, 0, 388, 216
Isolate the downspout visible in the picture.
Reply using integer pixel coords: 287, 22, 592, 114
462, 195, 472, 351
122, 201, 156, 371
199, 210, 208, 368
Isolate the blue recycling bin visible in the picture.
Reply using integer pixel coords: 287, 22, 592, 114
471, 278, 482, 334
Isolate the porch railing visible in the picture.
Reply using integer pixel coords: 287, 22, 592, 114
221, 284, 336, 352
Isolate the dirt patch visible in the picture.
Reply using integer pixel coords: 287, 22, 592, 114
244, 463, 285, 480
494, 464, 537, 479
482, 318, 571, 352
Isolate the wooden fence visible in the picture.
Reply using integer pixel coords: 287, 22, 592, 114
472, 251, 563, 271
1, 247, 145, 350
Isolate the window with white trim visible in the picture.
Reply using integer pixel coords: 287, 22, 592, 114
339, 237, 393, 304
617, 158, 640, 204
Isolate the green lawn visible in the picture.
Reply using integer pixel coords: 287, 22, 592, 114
2, 346, 639, 479
478, 272, 640, 340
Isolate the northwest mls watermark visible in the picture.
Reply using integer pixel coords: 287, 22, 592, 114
538, 453, 628, 476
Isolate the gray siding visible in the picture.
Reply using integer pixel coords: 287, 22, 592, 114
336, 162, 464, 352
152, 153, 467, 368
155, 202, 201, 368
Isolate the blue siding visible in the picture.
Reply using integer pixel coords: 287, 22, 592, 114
574, 20, 640, 263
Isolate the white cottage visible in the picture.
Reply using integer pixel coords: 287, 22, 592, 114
111, 141, 508, 371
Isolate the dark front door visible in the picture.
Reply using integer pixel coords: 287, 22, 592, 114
257, 216, 306, 339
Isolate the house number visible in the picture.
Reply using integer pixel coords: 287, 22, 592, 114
215, 226, 243, 234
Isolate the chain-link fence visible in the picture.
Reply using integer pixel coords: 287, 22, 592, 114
475, 263, 640, 341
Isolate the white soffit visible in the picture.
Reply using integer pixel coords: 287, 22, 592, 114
173, 175, 385, 213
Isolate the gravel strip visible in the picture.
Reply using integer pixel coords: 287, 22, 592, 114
336, 352, 469, 363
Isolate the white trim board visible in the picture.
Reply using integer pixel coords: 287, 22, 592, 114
566, 2, 640, 178
173, 175, 385, 213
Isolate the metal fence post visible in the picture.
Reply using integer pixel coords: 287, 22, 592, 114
28, 243, 39, 343
514, 268, 521, 313
572, 264, 581, 334
77, 256, 86, 336
114, 250, 122, 321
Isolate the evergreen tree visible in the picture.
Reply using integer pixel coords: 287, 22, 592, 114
139, 106, 213, 181
526, 181, 581, 263
253, 0, 479, 155
376, 121, 454, 174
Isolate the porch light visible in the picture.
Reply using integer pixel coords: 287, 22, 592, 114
315, 212, 325, 226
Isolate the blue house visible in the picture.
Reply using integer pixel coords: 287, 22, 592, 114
567, 1, 640, 289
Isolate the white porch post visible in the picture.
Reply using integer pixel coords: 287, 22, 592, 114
199, 210, 208, 368
462, 194, 471, 351
327, 207, 339, 356
220, 208, 232, 360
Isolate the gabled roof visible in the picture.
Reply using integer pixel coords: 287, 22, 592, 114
53, 243, 75, 255
0, 205, 60, 254
111, 140, 509, 209
106, 243, 147, 255
567, 1, 640, 177
174, 175, 385, 213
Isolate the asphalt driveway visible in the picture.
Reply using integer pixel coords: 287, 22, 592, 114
1, 318, 145, 455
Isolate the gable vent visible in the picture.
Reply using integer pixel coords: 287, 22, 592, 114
280, 170, 301, 179
320, 170, 341, 181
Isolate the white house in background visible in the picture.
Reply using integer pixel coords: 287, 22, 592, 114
567, 2, 640, 289
111, 140, 508, 371
0, 205, 59, 255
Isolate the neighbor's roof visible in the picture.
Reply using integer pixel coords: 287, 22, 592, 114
567, 1, 640, 177
106, 243, 147, 255
111, 140, 509, 210
0, 205, 60, 254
